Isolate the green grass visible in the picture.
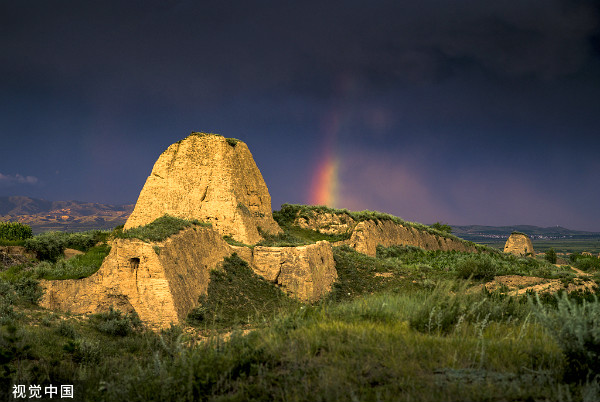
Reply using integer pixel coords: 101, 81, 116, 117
3, 229, 600, 401
34, 244, 111, 280
256, 225, 349, 247
116, 215, 210, 243
6, 288, 599, 401
0, 239, 26, 246
1, 244, 111, 283
187, 254, 302, 329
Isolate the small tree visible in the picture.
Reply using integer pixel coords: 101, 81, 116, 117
431, 222, 452, 234
545, 247, 557, 264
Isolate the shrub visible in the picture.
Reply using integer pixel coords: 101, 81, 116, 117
24, 232, 66, 261
12, 277, 43, 305
91, 307, 143, 336
0, 222, 33, 241
63, 339, 101, 364
57, 321, 78, 339
226, 137, 240, 146
63, 230, 106, 252
455, 255, 499, 281
573, 255, 600, 272
431, 222, 452, 234
409, 282, 528, 335
34, 244, 110, 280
545, 248, 557, 264
535, 294, 600, 382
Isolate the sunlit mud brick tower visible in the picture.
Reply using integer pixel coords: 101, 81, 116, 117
40, 133, 337, 327
503, 232, 534, 257
124, 133, 282, 244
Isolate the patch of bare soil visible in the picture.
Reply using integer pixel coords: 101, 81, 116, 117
476, 265, 597, 296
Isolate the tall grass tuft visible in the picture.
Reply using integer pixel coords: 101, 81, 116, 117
535, 293, 600, 383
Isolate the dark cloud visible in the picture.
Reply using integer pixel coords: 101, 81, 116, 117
0, 1, 598, 229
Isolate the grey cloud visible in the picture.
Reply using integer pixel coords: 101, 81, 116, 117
0, 173, 39, 186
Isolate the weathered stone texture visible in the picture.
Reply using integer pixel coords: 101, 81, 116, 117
342, 220, 477, 256
233, 241, 337, 302
124, 134, 281, 244
294, 210, 476, 256
503, 233, 534, 256
42, 227, 338, 326
295, 212, 355, 235
0, 246, 35, 268
40, 226, 233, 328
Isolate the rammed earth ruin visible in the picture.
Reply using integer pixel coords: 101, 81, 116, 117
41, 132, 486, 327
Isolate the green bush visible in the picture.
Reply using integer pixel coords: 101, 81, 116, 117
545, 248, 557, 264
431, 222, 452, 234
24, 232, 66, 261
63, 339, 101, 365
535, 294, 600, 382
57, 321, 78, 339
91, 307, 143, 336
12, 277, 43, 305
63, 230, 106, 252
34, 244, 110, 280
0, 221, 33, 241
455, 255, 499, 281
572, 255, 600, 272
0, 277, 43, 308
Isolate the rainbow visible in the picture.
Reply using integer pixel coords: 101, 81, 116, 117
309, 111, 341, 207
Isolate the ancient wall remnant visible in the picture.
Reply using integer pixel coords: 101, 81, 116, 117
124, 133, 281, 245
232, 241, 337, 302
40, 226, 233, 328
291, 207, 477, 256
503, 232, 534, 256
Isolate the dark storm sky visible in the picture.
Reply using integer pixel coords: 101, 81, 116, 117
1, 0, 599, 230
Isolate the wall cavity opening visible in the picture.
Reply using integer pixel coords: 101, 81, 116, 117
130, 257, 140, 271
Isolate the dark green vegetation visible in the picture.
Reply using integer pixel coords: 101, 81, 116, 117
275, 203, 463, 239
33, 244, 111, 280
0, 222, 32, 242
23, 229, 108, 262
430, 222, 452, 234
546, 247, 558, 263
2, 221, 600, 400
115, 214, 210, 242
0, 229, 112, 284
570, 253, 600, 272
255, 226, 349, 247
188, 254, 302, 329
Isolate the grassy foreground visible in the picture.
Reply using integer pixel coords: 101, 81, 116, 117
1, 245, 599, 401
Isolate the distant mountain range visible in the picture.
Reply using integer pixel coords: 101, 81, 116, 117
0, 196, 133, 233
2, 196, 599, 239
452, 225, 600, 242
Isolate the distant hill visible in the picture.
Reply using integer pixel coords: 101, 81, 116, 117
452, 224, 600, 242
0, 196, 133, 233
